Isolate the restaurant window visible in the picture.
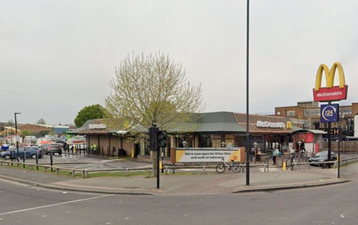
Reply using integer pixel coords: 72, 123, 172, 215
177, 134, 194, 148
198, 134, 213, 147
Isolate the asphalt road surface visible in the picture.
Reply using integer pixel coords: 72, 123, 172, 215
1, 176, 358, 225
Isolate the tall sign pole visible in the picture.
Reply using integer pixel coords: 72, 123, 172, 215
338, 126, 341, 178
313, 62, 347, 168
245, 0, 250, 186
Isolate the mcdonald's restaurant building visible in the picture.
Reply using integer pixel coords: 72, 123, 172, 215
68, 112, 297, 160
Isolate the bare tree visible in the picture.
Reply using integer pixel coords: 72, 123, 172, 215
105, 52, 204, 175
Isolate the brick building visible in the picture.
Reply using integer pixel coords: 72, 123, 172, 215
275, 101, 358, 137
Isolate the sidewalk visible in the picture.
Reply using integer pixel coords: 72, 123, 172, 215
0, 163, 350, 195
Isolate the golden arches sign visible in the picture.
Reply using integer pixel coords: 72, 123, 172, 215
315, 62, 345, 91
313, 62, 348, 102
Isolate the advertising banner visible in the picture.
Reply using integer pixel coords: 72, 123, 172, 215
175, 148, 242, 163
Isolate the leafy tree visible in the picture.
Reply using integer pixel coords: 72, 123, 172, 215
74, 104, 106, 128
38, 130, 50, 137
20, 129, 32, 137
106, 52, 203, 130
105, 52, 203, 176
37, 118, 46, 124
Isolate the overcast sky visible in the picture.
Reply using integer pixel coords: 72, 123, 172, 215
1, 0, 358, 125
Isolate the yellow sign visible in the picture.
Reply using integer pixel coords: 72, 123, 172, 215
315, 62, 345, 91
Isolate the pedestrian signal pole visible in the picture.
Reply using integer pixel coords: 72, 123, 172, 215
149, 124, 167, 189
149, 124, 159, 189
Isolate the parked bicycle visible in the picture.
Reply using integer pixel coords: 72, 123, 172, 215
216, 159, 240, 173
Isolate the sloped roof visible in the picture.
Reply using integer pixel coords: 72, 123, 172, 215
67, 119, 147, 135
66, 120, 94, 134
193, 112, 246, 132
69, 112, 296, 135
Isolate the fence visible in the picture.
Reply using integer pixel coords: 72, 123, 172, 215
0, 160, 152, 178
322, 141, 358, 153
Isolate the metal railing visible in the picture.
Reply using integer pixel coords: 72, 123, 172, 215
0, 160, 152, 178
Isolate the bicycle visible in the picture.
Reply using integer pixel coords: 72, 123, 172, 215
216, 159, 240, 173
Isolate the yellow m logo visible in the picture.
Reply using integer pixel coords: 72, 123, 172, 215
315, 62, 345, 91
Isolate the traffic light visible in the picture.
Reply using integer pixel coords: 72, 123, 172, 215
149, 126, 158, 151
157, 130, 166, 147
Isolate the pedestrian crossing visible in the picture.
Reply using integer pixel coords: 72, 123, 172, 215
259, 168, 279, 172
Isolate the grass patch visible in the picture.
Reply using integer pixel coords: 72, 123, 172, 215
1, 162, 216, 179
86, 171, 152, 178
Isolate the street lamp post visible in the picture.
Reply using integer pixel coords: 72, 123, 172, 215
14, 112, 21, 162
245, 0, 250, 186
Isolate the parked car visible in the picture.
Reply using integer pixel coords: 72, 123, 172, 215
41, 143, 62, 155
308, 151, 337, 168
1, 146, 43, 160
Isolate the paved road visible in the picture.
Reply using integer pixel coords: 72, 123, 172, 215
0, 177, 357, 225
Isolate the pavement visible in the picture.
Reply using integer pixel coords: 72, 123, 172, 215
0, 156, 355, 195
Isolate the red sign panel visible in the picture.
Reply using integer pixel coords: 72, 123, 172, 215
313, 85, 348, 102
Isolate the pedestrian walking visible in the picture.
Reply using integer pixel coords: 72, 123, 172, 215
91, 143, 97, 155
290, 147, 295, 170
272, 148, 279, 165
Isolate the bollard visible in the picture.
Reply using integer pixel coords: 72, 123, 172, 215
165, 166, 169, 174
82, 169, 85, 178
50, 153, 54, 172
126, 168, 129, 177
23, 151, 26, 168
282, 161, 286, 171
203, 166, 206, 173
36, 153, 39, 171
72, 170, 76, 177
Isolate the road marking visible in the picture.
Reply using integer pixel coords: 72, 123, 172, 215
0, 194, 113, 216
260, 168, 279, 172
0, 179, 29, 187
